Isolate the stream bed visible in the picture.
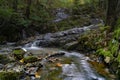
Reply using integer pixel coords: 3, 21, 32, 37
0, 42, 115, 80
23, 46, 107, 80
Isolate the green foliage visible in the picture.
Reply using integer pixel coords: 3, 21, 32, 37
96, 49, 112, 57
0, 8, 13, 20
113, 28, 120, 39
18, 18, 31, 28
108, 39, 119, 55
0, 71, 20, 80
76, 26, 109, 51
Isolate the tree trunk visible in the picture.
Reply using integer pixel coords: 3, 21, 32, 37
13, 0, 18, 12
105, 0, 118, 29
25, 0, 32, 19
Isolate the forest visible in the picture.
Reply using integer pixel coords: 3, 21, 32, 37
0, 0, 120, 80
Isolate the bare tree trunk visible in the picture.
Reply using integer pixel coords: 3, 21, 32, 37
25, 0, 32, 19
105, 0, 118, 30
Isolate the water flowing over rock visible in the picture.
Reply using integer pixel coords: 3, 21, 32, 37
23, 23, 103, 48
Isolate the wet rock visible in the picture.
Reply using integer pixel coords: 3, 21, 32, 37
24, 52, 33, 57
47, 52, 65, 58
12, 65, 25, 72
0, 64, 4, 69
5, 63, 16, 70
20, 23, 103, 48
90, 18, 102, 25
48, 57, 60, 63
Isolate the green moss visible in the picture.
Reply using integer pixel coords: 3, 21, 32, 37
12, 49, 25, 60
108, 40, 119, 54
0, 71, 20, 80
13, 49, 25, 54
23, 56, 38, 63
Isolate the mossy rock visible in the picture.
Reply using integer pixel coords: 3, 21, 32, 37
23, 56, 38, 63
12, 49, 25, 60
0, 54, 10, 64
0, 71, 20, 80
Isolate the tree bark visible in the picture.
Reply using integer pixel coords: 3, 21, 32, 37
105, 0, 118, 29
25, 0, 32, 19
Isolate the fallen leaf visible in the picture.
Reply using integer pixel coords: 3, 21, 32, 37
56, 63, 62, 67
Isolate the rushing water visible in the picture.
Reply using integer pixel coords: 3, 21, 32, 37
0, 41, 107, 80
23, 45, 106, 80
